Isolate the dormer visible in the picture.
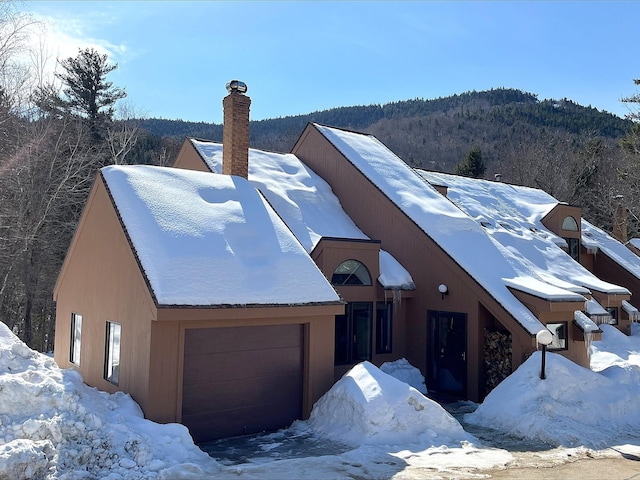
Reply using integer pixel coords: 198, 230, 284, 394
541, 204, 582, 262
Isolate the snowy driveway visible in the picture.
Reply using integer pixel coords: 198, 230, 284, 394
198, 400, 640, 480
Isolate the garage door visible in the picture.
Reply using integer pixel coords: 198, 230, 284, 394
182, 324, 303, 442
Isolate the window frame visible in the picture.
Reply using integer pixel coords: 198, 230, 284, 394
546, 321, 568, 351
335, 302, 373, 365
70, 312, 82, 366
565, 237, 580, 262
104, 321, 122, 385
376, 301, 393, 354
562, 216, 579, 231
331, 260, 372, 286
605, 307, 619, 325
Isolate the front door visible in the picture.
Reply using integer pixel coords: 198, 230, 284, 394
428, 311, 467, 396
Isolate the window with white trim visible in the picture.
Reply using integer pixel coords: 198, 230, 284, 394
104, 321, 121, 385
70, 313, 82, 366
546, 322, 568, 351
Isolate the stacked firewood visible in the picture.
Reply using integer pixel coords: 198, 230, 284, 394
483, 329, 512, 393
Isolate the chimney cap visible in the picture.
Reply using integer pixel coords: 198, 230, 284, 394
226, 80, 248, 94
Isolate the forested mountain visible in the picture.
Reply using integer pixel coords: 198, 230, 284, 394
134, 86, 639, 254
138, 88, 632, 174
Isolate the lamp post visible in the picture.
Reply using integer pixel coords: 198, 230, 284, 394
536, 329, 553, 380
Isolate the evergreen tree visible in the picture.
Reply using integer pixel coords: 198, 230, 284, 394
621, 78, 640, 121
455, 146, 486, 178
55, 48, 126, 138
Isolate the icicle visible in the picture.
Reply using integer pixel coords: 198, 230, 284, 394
584, 330, 594, 357
393, 288, 401, 310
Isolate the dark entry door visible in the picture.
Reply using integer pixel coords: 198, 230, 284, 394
428, 311, 467, 396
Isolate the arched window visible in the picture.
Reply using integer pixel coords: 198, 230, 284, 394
332, 260, 372, 286
562, 216, 579, 231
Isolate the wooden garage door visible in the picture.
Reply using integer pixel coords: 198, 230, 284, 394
182, 324, 303, 442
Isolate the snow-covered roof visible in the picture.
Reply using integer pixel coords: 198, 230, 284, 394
622, 300, 640, 321
313, 124, 549, 335
628, 238, 640, 250
582, 219, 640, 281
419, 171, 629, 296
190, 140, 415, 291
574, 311, 601, 333
101, 165, 341, 306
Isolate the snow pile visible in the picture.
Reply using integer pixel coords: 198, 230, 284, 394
0, 322, 217, 480
590, 323, 640, 372
307, 361, 472, 446
466, 347, 640, 447
380, 358, 427, 393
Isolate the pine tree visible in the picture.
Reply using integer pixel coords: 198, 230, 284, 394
55, 48, 126, 138
455, 146, 486, 178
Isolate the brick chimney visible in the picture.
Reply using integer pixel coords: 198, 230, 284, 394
222, 80, 251, 178
613, 195, 628, 243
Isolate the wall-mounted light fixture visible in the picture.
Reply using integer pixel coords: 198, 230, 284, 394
536, 329, 553, 380
438, 283, 449, 300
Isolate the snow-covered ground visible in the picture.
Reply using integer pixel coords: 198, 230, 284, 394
2, 320, 640, 479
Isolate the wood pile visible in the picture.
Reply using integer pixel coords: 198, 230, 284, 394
484, 329, 512, 393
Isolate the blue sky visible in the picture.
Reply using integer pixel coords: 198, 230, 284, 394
22, 1, 640, 123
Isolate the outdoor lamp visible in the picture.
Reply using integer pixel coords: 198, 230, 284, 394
536, 329, 553, 380
438, 283, 449, 300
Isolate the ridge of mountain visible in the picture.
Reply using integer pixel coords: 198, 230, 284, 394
137, 87, 633, 172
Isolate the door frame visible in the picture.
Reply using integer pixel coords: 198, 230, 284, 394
427, 310, 468, 397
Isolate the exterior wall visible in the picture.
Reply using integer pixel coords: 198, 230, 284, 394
311, 237, 410, 379
54, 153, 344, 440
293, 125, 537, 402
509, 289, 593, 367
173, 141, 212, 173
585, 250, 640, 328
591, 291, 632, 336
541, 204, 582, 242
54, 177, 157, 413
148, 307, 340, 423
54, 174, 342, 427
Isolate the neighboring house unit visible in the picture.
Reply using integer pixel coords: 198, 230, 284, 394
581, 220, 640, 324
53, 164, 344, 443
419, 171, 640, 335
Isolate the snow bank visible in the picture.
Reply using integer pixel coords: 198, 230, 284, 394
0, 322, 218, 479
590, 323, 640, 371
466, 349, 640, 447
380, 358, 427, 394
307, 361, 472, 446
